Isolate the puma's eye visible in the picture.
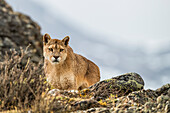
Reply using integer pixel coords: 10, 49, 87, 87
60, 49, 64, 52
48, 48, 53, 52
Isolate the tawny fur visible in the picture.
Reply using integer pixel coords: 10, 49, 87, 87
43, 34, 100, 90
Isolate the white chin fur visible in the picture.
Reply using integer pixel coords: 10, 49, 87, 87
52, 62, 59, 65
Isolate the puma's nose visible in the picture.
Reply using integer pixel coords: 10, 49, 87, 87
53, 56, 59, 60
52, 56, 60, 62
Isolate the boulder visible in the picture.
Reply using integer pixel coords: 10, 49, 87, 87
88, 72, 144, 99
46, 74, 170, 112
46, 72, 145, 112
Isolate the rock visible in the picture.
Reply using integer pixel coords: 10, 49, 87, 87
45, 73, 145, 112
165, 103, 170, 113
156, 84, 170, 96
88, 72, 144, 99
144, 102, 153, 111
0, 39, 3, 46
86, 108, 96, 112
0, 0, 43, 64
45, 77, 170, 112
4, 37, 17, 47
157, 103, 162, 109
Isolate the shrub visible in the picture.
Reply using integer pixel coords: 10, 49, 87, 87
0, 46, 51, 112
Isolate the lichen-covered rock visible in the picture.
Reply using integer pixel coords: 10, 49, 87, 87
0, 0, 42, 64
88, 72, 144, 99
75, 84, 169, 113
45, 73, 145, 112
45, 75, 170, 112
156, 83, 170, 96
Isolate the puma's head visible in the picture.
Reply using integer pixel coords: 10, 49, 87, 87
43, 33, 70, 64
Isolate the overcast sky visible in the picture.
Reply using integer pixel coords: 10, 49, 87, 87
29, 0, 170, 53
35, 1, 169, 36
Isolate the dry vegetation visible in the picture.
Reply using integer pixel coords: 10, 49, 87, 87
0, 46, 54, 112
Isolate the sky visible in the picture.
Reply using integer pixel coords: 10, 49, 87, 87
30, 0, 170, 55
6, 0, 170, 89
35, 1, 170, 40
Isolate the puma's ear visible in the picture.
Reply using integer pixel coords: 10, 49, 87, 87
62, 36, 70, 46
43, 33, 51, 45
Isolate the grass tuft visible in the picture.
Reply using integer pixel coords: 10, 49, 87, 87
0, 46, 53, 112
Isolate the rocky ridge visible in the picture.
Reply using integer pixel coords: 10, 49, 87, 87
0, 0, 43, 64
46, 73, 170, 113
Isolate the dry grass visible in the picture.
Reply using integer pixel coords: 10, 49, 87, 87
0, 46, 54, 112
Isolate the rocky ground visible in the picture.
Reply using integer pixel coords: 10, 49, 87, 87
45, 73, 170, 113
0, 0, 169, 113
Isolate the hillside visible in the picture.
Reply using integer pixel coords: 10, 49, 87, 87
0, 0, 169, 112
